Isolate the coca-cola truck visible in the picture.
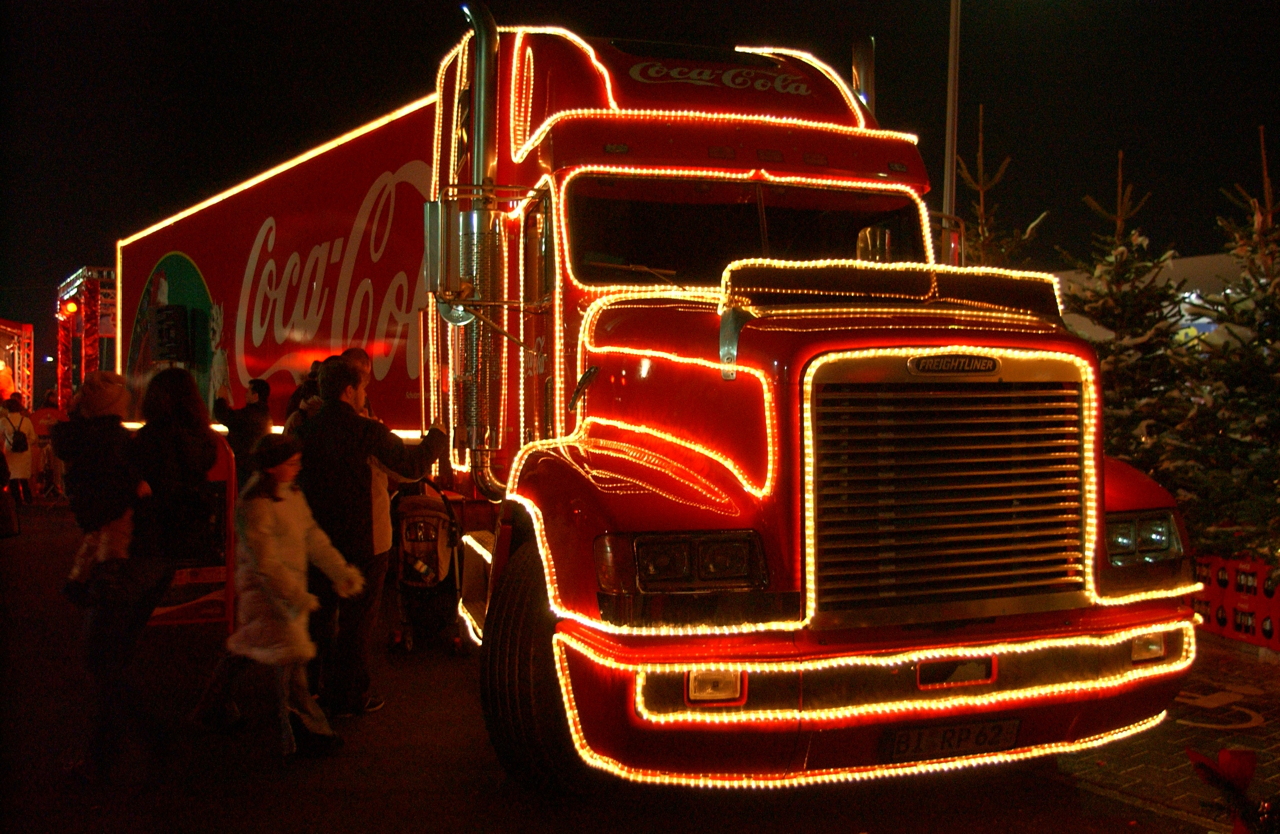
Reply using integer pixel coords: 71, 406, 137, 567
118, 6, 1201, 789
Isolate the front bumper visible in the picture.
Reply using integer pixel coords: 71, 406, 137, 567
552, 617, 1195, 787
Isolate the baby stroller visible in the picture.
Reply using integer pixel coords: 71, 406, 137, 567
388, 479, 462, 653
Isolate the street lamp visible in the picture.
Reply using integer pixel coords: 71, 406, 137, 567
942, 0, 961, 222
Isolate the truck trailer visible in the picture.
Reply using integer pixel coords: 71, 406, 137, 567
118, 5, 1201, 789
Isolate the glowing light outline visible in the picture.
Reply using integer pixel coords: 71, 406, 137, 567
803, 346, 1102, 621
506, 28, 620, 162
116, 91, 439, 372
509, 33, 532, 155
514, 108, 917, 166
119, 96, 438, 249
458, 599, 484, 644
629, 626, 1194, 725
499, 27, 907, 164
548, 167, 939, 423
463, 533, 494, 565
746, 305, 1051, 329
550, 436, 740, 516
506, 491, 805, 636
497, 26, 619, 110
431, 36, 467, 201
720, 258, 1063, 316
734, 46, 866, 128
575, 291, 777, 497
552, 635, 1172, 788
554, 166, 937, 297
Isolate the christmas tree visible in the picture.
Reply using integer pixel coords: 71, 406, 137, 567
954, 105, 1047, 267
1166, 127, 1280, 562
1061, 151, 1187, 477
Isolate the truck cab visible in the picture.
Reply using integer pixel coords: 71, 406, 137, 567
117, 7, 1200, 790
430, 16, 1199, 788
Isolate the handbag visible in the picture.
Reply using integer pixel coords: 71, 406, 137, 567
0, 484, 18, 538
81, 555, 173, 609
6, 416, 28, 453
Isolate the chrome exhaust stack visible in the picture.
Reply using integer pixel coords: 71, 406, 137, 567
459, 2, 507, 501
423, 3, 507, 500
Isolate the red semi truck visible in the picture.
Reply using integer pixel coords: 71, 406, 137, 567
118, 6, 1200, 788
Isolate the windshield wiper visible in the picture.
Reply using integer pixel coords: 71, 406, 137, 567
585, 260, 687, 290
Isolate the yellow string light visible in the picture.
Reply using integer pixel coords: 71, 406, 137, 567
514, 108, 917, 166
611, 623, 1192, 724
721, 258, 1063, 315
801, 346, 1104, 620
551, 636, 1173, 788
458, 599, 484, 644
462, 533, 494, 564
735, 46, 866, 128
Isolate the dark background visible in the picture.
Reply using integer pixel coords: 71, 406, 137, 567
4, 0, 1279, 396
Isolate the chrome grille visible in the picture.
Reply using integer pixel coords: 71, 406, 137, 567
812, 381, 1086, 619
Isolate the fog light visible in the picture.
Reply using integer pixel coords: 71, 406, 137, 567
687, 669, 742, 702
1131, 633, 1166, 662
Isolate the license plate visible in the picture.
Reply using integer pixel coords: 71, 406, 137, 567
888, 719, 1020, 763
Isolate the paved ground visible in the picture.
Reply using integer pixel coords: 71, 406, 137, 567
1059, 629, 1280, 827
3, 501, 1277, 834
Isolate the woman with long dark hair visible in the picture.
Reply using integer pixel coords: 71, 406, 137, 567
78, 367, 218, 783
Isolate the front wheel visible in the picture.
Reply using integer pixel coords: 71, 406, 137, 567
478, 542, 599, 791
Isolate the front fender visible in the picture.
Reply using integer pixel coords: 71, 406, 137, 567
1096, 455, 1196, 600
1103, 456, 1177, 513
508, 421, 768, 624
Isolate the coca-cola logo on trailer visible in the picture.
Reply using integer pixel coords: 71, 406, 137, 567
628, 61, 812, 96
234, 160, 432, 387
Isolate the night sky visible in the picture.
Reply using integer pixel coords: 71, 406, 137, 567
4, 0, 1278, 395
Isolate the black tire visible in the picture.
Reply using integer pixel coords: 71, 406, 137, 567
479, 541, 600, 792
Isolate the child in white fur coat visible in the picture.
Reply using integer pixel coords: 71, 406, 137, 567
195, 434, 364, 757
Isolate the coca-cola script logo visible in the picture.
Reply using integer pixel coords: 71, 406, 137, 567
628, 61, 811, 96
234, 160, 432, 387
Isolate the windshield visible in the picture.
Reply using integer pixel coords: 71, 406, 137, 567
566, 176, 927, 286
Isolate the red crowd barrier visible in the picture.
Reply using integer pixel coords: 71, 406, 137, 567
1192, 556, 1279, 649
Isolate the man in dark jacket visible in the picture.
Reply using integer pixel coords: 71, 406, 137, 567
297, 357, 448, 716
214, 379, 271, 486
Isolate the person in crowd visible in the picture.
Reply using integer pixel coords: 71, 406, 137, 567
283, 361, 327, 436
31, 389, 68, 499
58, 370, 215, 782
71, 367, 219, 783
338, 348, 412, 651
51, 372, 137, 607
339, 349, 395, 553
214, 378, 272, 487
297, 356, 448, 717
286, 361, 322, 421
192, 434, 365, 757
3, 393, 38, 504
31, 388, 67, 434
0, 437, 14, 539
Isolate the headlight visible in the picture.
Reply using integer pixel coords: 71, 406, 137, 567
1105, 511, 1181, 566
593, 531, 786, 628
1138, 517, 1173, 551
1107, 522, 1136, 557
634, 532, 763, 591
